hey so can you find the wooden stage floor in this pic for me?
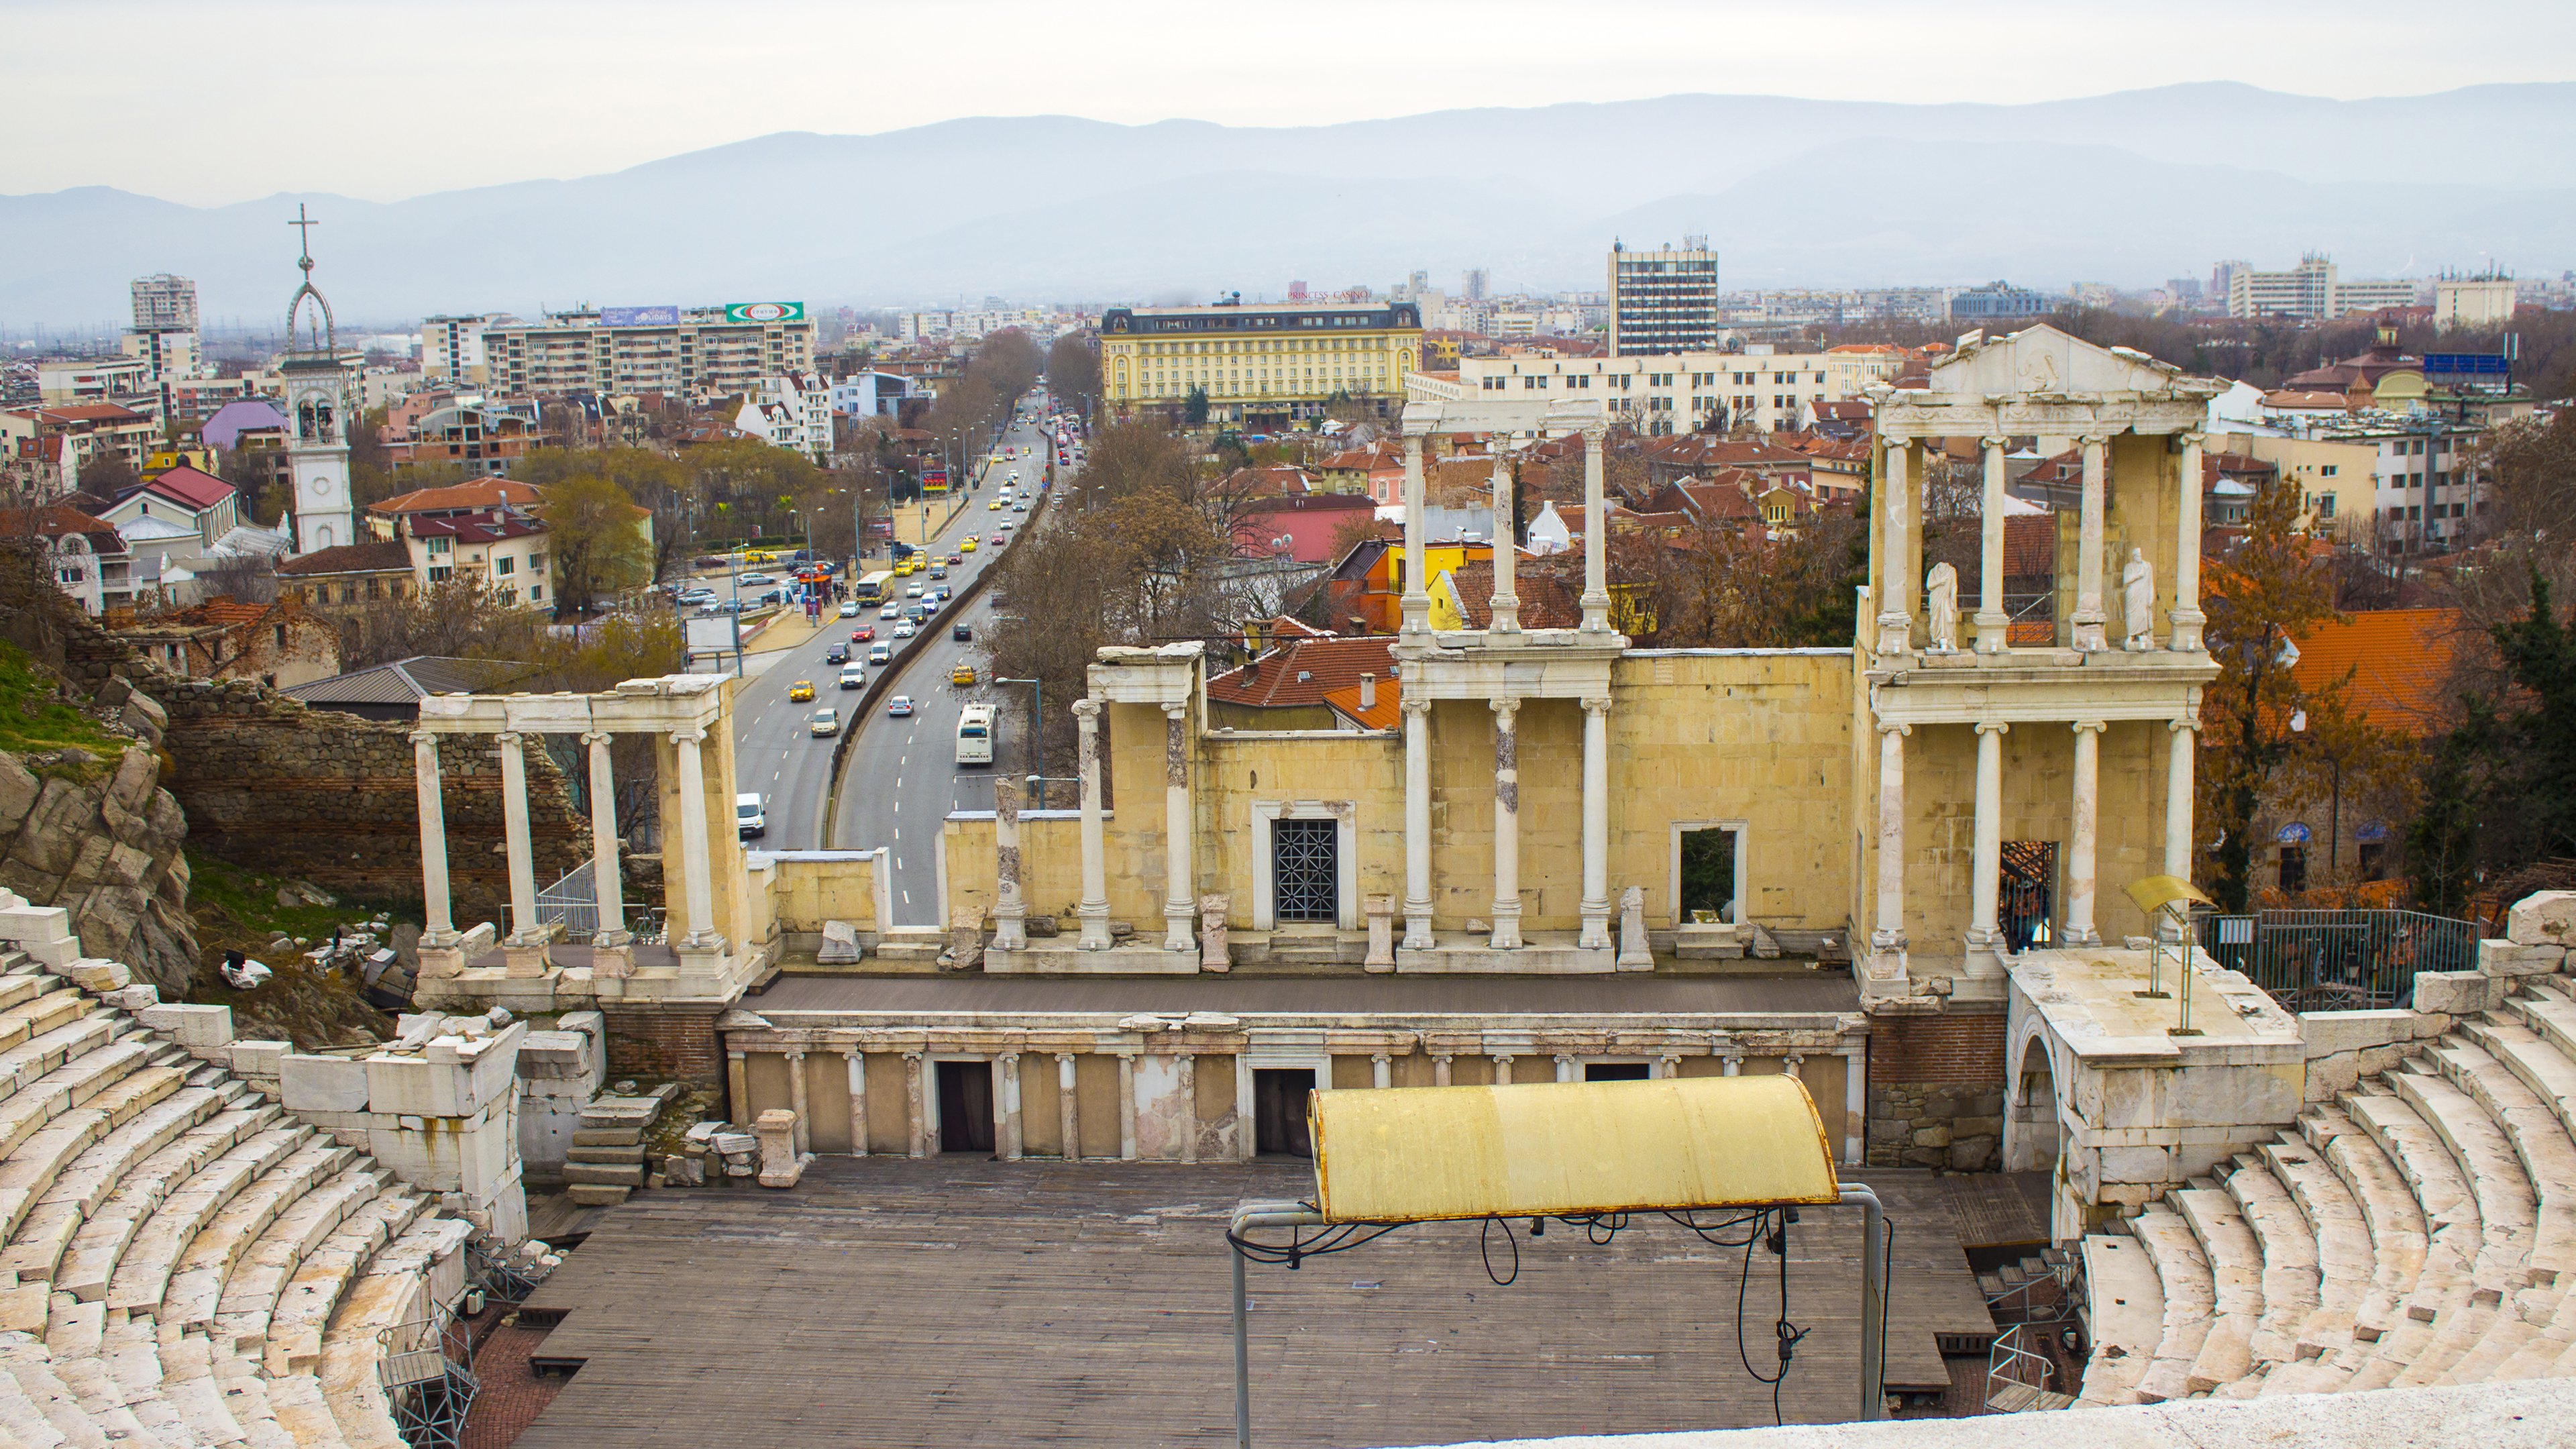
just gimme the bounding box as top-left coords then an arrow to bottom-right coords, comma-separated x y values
511,1160 -> 1992,1449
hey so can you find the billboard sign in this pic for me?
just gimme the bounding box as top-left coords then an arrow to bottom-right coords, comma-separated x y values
724,301 -> 806,324
2424,352 -> 2510,378
601,305 -> 680,327
683,614 -> 740,656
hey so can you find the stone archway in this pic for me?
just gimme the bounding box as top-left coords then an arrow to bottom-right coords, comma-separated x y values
2002,1020 -> 2063,1176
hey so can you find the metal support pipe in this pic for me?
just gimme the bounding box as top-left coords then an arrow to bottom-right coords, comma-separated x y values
1841,1182 -> 1888,1422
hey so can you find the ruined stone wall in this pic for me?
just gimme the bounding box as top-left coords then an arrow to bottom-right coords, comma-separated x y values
1866,1009 -> 2006,1171
156,678 -> 586,928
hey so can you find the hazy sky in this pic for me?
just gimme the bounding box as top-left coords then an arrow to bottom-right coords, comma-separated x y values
9,0 -> 2570,205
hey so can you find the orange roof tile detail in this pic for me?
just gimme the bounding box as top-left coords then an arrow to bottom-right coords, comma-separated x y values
2290,606 -> 2465,736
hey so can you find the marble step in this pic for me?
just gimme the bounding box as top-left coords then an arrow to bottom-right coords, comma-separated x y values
209,1169 -> 386,1358
2127,1205 -> 2215,1403
2218,1157 -> 2322,1373
261,1192 -> 425,1377
2076,1232 -> 2162,1406
2170,1187 -> 2265,1393
6,1084 -> 216,1285
107,1128 -> 305,1317
57,1104 -> 278,1303
158,1140 -> 354,1334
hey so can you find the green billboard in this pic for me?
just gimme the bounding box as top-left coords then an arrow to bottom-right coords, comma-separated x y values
724,301 -> 806,324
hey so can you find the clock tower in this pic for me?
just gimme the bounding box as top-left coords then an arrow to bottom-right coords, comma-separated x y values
280,205 -> 356,555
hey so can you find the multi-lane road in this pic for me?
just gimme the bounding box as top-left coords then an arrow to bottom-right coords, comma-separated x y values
731,399 -> 1065,926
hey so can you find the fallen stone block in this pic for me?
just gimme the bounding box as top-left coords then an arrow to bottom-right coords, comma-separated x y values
818,920 -> 862,965
2409,970 -> 2501,1017
2506,891 -> 2576,949
2479,938 -> 2568,977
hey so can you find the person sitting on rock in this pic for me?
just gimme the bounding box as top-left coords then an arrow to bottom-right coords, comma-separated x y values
220,950 -> 272,990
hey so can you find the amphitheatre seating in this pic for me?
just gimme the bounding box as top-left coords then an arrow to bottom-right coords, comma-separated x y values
0,941 -> 476,1446
2080,972 -> 2576,1407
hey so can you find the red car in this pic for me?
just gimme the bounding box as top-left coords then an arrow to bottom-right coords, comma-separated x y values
849,625 -> 875,642
987,533 -> 1006,545
946,552 -> 963,566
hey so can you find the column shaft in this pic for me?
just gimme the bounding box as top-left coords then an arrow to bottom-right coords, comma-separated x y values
904,1053 -> 926,1159
2074,435 -> 2109,650
1400,433 -> 1430,637
1056,1053 -> 1079,1161
496,732 -> 540,943
2171,432 -> 2206,651
1870,724 -> 1909,957
1578,697 -> 1611,950
1969,722 -> 2007,958
1161,705 -> 1194,951
1876,440 -> 1913,653
2165,722 -> 2196,879
672,730 -> 719,949
411,731 -> 455,943
1075,700 -> 1110,949
1975,437 -> 2010,653
1116,1055 -> 1138,1161
1175,1054 -> 1196,1164
1401,700 -> 1434,950
786,1052 -> 810,1157
844,1051 -> 867,1158
1580,427 -> 1610,632
993,775 -> 1026,951
584,732 -> 626,939
1489,698 -> 1521,949
998,1055 -> 1022,1161
1487,454 -> 1519,634
2068,721 -> 2105,945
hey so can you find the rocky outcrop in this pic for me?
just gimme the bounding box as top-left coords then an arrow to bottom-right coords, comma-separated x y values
0,743 -> 197,994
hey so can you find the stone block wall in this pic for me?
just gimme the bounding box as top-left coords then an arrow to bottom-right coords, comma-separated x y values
518,1010 -> 606,1183
605,1002 -> 727,1087
156,677 -> 586,926
1866,1008 -> 2006,1170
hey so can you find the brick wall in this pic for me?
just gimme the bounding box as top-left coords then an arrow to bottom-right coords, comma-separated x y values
605,1004 -> 725,1087
1866,1008 -> 2006,1171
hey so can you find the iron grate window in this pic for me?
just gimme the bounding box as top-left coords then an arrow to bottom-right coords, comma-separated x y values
1272,819 -> 1339,923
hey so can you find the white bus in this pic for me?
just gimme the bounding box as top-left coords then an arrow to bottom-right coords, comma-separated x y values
955,704 -> 995,767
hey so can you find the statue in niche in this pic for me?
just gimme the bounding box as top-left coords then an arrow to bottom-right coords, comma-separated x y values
2123,548 -> 2156,651
1923,561 -> 1960,652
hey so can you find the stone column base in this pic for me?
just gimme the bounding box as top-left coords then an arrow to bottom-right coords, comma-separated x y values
1076,903 -> 1112,951
1400,898 -> 1434,955
1163,900 -> 1195,953
590,941 -> 635,979
501,942 -> 553,979
1489,902 -> 1523,951
1578,898 -> 1612,952
415,945 -> 467,982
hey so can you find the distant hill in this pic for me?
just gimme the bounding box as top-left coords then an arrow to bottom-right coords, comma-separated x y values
4,82 -> 2572,327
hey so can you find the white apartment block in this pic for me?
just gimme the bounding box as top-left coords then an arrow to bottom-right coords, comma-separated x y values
130,274 -> 198,331
1445,345 -> 1845,435
737,374 -> 834,462
420,315 -> 504,384
2227,256 -> 2421,320
1608,241 -> 1722,356
2434,274 -> 2517,329
468,307 -> 816,401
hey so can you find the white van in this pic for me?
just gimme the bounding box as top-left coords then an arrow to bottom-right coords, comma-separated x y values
735,793 -> 765,839
839,664 -> 865,690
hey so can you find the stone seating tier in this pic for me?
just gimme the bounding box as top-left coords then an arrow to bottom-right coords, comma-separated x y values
2080,973 -> 2576,1406
0,934 -> 476,1447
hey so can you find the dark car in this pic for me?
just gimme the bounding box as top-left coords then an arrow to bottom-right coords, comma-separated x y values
824,644 -> 849,665
952,623 -> 973,643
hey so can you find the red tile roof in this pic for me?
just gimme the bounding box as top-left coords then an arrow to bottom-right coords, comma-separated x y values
137,463 -> 233,511
277,540 -> 415,577
370,479 -> 549,517
2290,607 -> 2465,737
1440,559 -> 1582,629
1205,635 -> 1397,710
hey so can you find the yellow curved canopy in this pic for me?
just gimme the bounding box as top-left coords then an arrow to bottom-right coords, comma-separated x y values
1309,1074 -> 1840,1224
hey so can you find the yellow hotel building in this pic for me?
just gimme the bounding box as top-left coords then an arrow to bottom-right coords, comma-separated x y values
1099,301 -> 1423,426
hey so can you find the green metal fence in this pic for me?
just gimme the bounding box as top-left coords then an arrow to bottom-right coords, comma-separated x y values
2195,909 -> 2480,1011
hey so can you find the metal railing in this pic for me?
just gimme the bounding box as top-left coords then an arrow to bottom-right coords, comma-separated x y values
533,860 -> 598,941
378,1303 -> 476,1449
1984,1322 -> 2056,1407
2195,908 -> 2480,1012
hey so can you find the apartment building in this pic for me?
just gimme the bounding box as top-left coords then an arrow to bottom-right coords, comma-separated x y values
1948,280 -> 2050,322
1442,345 -> 1843,436
2227,255 -> 2420,320
1607,241 -> 1722,356
472,304 -> 816,401
420,314 -> 506,384
1099,301 -> 1423,425
737,373 -> 834,461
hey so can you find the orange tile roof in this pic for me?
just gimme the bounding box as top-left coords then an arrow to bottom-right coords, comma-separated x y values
1321,676 -> 1400,730
368,478 -> 548,516
2290,607 -> 2465,736
1441,559 -> 1582,629
1206,635 -> 1397,710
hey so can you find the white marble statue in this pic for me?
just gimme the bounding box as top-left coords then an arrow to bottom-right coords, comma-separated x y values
2123,548 -> 2155,651
1923,562 -> 1960,652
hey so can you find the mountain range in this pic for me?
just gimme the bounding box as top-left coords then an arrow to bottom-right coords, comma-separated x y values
4,82 -> 2571,330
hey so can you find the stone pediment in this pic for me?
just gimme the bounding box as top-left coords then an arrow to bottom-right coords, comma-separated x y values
1923,323 -> 2216,401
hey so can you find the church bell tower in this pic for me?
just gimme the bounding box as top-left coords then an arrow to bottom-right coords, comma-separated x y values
280,205 -> 356,555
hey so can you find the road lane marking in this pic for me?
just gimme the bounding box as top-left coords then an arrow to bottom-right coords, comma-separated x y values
902,890 -> 911,905
895,857 -> 904,871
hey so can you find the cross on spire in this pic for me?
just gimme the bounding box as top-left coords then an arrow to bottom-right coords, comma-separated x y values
288,203 -> 319,274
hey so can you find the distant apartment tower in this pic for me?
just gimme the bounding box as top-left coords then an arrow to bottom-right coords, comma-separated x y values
1462,268 -> 1489,303
2434,268 -> 2517,329
1949,281 -> 2051,323
420,314 -> 502,384
130,274 -> 198,331
1607,240 -> 1721,356
2226,255 -> 2418,321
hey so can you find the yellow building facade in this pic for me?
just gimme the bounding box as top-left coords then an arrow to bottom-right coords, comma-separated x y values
1099,301 -> 1423,424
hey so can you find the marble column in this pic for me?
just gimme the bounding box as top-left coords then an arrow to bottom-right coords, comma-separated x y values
1492,1055 -> 1513,1086
1489,696 -> 1522,950
1578,696 -> 1613,951
1487,453 -> 1520,635
671,729 -> 719,950
904,1052 -> 926,1159
1974,436 -> 2011,653
1371,1053 -> 1392,1089
410,730 -> 456,945
1870,722 -> 1911,965
1073,700 -> 1111,949
1056,1053 -> 1079,1160
1655,1053 -> 1681,1080
1432,1053 -> 1453,1087
1580,425 -> 1611,633
1876,438 -> 1913,655
2068,720 -> 2106,946
843,1050 -> 867,1158
997,1053 -> 1022,1161
786,1051 -> 810,1157
1843,1048 -> 1866,1166
1967,721 -> 2008,965
1722,1052 -> 1744,1077
2170,431 -> 2206,651
1554,1053 -> 1575,1083
582,731 -> 628,945
1401,698 -> 1434,951
1161,704 -> 1194,953
2072,435 -> 2110,651
1116,1053 -> 1138,1161
1400,432 -> 1430,638
2165,720 -> 2198,881
993,775 -> 1027,951
1175,1053 -> 1197,1163
496,731 -> 541,943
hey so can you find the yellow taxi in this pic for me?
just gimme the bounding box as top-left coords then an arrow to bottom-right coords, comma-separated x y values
788,680 -> 816,702
959,537 -> 978,553
988,498 -> 1004,510
950,662 -> 977,687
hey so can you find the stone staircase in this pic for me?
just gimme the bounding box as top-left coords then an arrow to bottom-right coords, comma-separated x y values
2078,972 -> 2576,1407
0,941 -> 475,1446
564,1092 -> 668,1208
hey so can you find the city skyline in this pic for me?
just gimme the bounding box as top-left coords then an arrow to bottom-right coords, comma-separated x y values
6,0 -> 2574,204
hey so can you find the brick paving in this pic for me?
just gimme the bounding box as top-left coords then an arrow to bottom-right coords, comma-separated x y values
460,1315 -> 570,1449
